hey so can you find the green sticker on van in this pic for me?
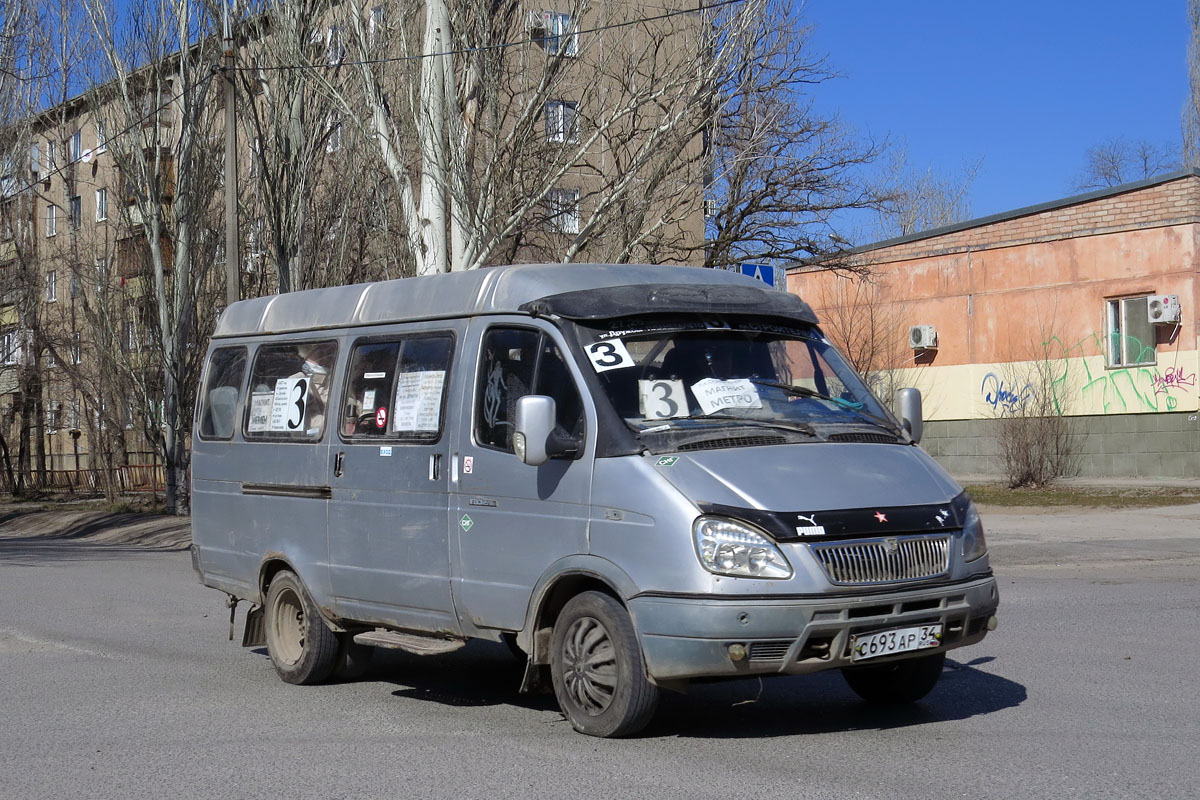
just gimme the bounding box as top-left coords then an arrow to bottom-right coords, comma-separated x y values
459,514 -> 474,532
656,456 -> 679,467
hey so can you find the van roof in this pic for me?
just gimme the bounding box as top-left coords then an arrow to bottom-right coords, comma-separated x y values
213,263 -> 816,338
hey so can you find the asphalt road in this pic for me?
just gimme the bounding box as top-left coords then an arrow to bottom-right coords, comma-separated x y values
1,504 -> 1198,800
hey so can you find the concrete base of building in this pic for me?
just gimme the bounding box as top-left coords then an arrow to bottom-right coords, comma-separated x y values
922,411 -> 1200,479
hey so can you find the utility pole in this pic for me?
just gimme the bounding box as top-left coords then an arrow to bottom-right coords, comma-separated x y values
222,1 -> 239,308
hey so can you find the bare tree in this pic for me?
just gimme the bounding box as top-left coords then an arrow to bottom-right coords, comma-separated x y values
991,336 -> 1079,488
813,274 -> 914,408
701,0 -> 885,268
315,0 -> 777,274
1185,0 -> 1200,167
82,0 -> 225,514
873,145 -> 981,240
1074,136 -> 1178,191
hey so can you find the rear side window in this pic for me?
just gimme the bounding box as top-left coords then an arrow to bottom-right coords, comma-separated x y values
340,333 -> 454,441
198,347 -> 247,439
476,327 -> 584,453
244,340 -> 338,440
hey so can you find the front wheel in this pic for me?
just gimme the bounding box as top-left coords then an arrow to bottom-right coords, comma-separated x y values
841,651 -> 946,704
264,570 -> 340,685
550,591 -> 658,737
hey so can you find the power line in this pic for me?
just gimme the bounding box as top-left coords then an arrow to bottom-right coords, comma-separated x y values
233,0 -> 744,72
3,74 -> 213,203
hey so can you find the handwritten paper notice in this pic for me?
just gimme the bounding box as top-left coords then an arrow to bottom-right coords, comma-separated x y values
392,371 -> 445,432
690,378 -> 761,416
248,392 -> 274,432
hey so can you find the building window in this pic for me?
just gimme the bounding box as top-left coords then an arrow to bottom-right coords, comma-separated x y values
69,196 -> 81,230
121,320 -> 137,352
95,121 -> 107,152
71,332 -> 81,364
46,140 -> 57,171
2,330 -> 21,365
547,188 -> 580,234
326,26 -> 345,64
68,130 -> 82,162
326,115 -> 343,153
1106,296 -> 1156,367
369,6 -> 385,45
46,347 -> 56,368
30,143 -> 39,177
545,13 -> 578,56
95,257 -> 108,286
96,188 -> 107,221
46,203 -> 57,237
545,100 -> 579,143
46,270 -> 57,302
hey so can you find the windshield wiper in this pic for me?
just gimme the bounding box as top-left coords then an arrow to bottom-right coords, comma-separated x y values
747,379 -> 902,434
635,416 -> 816,437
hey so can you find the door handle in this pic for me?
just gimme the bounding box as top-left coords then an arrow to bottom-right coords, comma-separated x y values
334,451 -> 345,478
429,453 -> 441,481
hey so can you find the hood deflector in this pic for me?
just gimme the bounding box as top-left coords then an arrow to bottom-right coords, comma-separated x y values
520,283 -> 819,324
698,492 -> 971,543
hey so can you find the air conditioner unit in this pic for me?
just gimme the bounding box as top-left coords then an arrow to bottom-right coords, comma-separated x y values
908,324 -> 938,350
1147,294 -> 1181,325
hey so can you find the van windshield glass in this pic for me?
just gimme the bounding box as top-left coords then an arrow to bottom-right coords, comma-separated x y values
577,320 -> 899,436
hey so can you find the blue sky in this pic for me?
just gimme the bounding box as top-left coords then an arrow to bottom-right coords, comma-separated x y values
803,0 -> 1190,222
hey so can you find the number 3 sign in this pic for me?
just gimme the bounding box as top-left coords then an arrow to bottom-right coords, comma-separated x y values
585,339 -> 634,372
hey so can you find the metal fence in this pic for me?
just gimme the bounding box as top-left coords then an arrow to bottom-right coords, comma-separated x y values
0,464 -> 166,495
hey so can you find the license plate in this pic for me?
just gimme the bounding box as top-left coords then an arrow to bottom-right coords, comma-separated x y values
849,624 -> 942,662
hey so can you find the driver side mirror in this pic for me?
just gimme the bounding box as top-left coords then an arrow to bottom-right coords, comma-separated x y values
896,387 -> 923,444
514,395 -> 581,465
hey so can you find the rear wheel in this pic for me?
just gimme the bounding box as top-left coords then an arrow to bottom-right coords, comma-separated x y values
550,591 -> 658,738
841,651 -> 946,704
264,570 -> 339,685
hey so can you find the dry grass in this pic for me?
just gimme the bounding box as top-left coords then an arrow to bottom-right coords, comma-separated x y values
965,483 -> 1200,509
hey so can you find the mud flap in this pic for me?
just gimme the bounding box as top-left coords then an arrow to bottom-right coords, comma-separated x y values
242,605 -> 265,648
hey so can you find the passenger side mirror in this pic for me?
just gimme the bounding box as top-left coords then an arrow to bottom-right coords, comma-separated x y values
514,395 -> 556,466
896,387 -> 923,444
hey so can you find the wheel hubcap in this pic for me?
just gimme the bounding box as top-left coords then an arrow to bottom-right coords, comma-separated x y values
271,588 -> 305,666
561,616 -> 617,715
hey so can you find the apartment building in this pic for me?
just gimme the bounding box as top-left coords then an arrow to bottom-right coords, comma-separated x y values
0,0 -> 710,485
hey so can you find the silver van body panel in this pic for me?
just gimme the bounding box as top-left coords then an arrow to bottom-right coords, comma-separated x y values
652,442 -> 961,513
213,263 -> 805,338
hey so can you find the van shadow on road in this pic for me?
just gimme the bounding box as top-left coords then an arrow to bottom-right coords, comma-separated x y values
278,641 -> 1025,738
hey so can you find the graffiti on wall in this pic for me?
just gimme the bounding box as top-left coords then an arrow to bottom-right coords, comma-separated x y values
980,373 -> 1033,415
1152,366 -> 1197,396
1038,332 -> 1196,413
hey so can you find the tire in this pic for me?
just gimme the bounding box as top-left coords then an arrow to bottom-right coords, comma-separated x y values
549,591 -> 658,737
841,651 -> 946,704
264,570 -> 340,685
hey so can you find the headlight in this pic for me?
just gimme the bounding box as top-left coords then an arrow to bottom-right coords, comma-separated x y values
961,501 -> 988,562
693,517 -> 793,579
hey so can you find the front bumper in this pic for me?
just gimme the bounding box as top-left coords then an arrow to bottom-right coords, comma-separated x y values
629,576 -> 999,682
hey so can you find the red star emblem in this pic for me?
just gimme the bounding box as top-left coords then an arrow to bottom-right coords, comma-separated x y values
873,511 -> 888,523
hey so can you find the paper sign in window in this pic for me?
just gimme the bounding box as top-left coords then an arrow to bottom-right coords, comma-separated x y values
248,392 -> 273,432
638,379 -> 688,419
270,377 -> 308,431
392,370 -> 445,432
690,378 -> 761,416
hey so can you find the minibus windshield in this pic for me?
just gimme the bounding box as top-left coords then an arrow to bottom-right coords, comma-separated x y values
577,319 -> 900,437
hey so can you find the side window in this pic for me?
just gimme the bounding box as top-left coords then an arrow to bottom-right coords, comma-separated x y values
340,333 -> 454,440
244,340 -> 338,440
476,327 -> 583,453
198,346 -> 247,439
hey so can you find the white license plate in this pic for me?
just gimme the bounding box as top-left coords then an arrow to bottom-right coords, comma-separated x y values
849,624 -> 942,662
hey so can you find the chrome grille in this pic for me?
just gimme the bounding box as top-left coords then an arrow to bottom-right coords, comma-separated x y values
810,534 -> 951,585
